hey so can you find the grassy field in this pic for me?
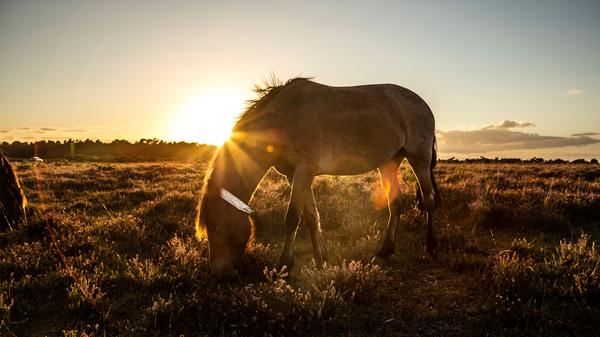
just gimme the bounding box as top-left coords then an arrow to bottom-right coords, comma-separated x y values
1,160 -> 599,336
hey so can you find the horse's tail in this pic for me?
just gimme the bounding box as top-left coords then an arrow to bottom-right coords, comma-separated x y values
430,135 -> 441,209
415,134 -> 441,211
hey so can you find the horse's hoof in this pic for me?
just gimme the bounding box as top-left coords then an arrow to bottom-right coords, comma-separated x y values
370,255 -> 389,266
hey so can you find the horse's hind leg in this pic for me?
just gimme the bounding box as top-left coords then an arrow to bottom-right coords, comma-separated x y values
303,186 -> 328,265
407,153 -> 439,255
372,159 -> 403,264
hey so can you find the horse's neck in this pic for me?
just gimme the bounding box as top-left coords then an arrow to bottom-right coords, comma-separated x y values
211,150 -> 267,203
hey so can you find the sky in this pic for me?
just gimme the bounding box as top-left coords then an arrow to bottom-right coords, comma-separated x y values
1,0 -> 599,159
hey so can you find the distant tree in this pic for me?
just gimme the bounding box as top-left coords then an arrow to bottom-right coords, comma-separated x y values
0,139 -> 216,162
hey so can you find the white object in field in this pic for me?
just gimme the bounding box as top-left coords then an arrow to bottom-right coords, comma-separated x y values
220,188 -> 253,214
30,157 -> 43,162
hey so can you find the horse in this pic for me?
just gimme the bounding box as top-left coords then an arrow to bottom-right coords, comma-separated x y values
197,77 -> 441,279
1,152 -> 27,231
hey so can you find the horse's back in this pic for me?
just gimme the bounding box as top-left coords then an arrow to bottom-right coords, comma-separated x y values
282,80 -> 433,131
268,80 -> 435,175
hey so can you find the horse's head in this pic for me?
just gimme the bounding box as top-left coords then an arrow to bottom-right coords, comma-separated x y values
197,103 -> 280,280
198,187 -> 252,280
197,140 -> 264,280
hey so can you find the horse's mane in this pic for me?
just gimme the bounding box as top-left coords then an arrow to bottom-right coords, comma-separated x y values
196,148 -> 219,238
233,75 -> 312,131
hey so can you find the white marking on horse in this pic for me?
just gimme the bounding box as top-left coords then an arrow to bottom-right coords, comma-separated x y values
220,188 -> 253,214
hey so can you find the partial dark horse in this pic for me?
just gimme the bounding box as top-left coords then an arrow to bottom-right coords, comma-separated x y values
1,152 -> 27,231
197,78 -> 441,279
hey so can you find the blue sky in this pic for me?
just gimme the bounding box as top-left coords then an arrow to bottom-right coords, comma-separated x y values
1,0 -> 599,158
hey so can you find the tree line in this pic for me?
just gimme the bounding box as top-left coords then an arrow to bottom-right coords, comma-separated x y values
442,156 -> 598,164
0,139 -> 216,162
0,139 -> 597,164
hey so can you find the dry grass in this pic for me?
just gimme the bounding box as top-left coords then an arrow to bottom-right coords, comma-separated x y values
0,160 -> 598,336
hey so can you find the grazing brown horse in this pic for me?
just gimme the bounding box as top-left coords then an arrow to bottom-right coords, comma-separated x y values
197,77 -> 441,279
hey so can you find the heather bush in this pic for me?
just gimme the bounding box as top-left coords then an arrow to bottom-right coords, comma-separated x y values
0,278 -> 15,336
226,268 -> 344,336
490,233 -> 600,326
546,234 -> 600,305
301,260 -> 392,303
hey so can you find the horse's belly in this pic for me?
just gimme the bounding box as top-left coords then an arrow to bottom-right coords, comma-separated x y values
317,150 -> 394,175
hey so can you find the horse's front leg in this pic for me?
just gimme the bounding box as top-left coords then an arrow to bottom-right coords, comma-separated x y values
278,167 -> 314,272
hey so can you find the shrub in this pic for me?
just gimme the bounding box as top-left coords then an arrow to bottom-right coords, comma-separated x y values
0,278 -> 15,337
144,266 -> 345,336
491,251 -> 538,312
490,233 -> 600,315
301,260 -> 392,304
227,267 -> 344,336
547,234 -> 599,305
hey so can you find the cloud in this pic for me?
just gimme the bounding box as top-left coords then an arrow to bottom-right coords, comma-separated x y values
571,132 -> 599,137
437,126 -> 600,153
567,89 -> 584,96
481,120 -> 535,130
34,127 -> 59,134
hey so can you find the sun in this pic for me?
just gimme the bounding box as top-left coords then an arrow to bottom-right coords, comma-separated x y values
168,88 -> 247,145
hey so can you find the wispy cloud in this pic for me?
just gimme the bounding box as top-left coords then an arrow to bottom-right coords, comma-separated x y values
567,89 -> 584,96
34,127 -> 59,134
437,122 -> 600,153
572,132 -> 599,137
481,120 -> 535,130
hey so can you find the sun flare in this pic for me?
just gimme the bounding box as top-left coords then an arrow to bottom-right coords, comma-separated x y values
169,88 -> 247,145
